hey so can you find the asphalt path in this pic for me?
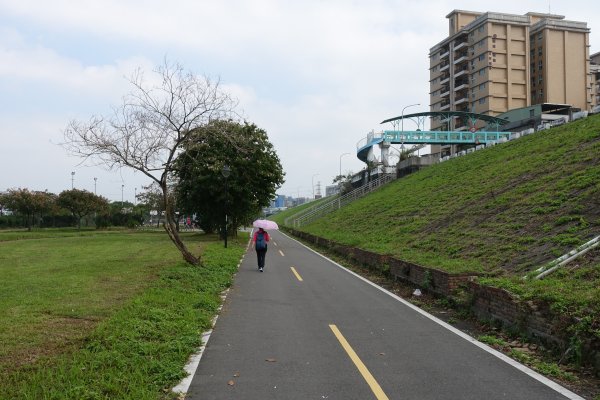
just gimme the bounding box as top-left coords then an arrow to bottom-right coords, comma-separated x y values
185,230 -> 583,400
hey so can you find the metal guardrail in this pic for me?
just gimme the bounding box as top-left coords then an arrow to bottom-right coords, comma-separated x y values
284,173 -> 396,228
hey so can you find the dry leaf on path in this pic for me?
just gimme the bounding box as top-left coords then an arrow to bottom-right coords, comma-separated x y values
227,380 -> 235,386
265,358 -> 277,362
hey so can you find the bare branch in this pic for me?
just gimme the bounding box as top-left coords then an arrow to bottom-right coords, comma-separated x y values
61,59 -> 239,265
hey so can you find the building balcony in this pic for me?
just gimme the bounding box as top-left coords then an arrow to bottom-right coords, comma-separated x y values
439,63 -> 450,72
454,97 -> 469,105
440,89 -> 450,98
439,50 -> 450,59
454,83 -> 468,91
440,75 -> 450,85
454,41 -> 468,51
440,102 -> 450,111
454,68 -> 468,78
453,55 -> 468,65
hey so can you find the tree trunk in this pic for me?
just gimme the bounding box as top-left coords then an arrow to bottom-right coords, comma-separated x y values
164,214 -> 200,265
161,184 -> 200,266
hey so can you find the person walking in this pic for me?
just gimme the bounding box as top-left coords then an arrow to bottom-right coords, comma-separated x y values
252,227 -> 270,272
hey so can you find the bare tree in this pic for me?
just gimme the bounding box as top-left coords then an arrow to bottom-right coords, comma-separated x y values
63,60 -> 238,265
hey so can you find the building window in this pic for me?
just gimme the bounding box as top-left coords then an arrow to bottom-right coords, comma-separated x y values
537,32 -> 543,41
538,47 -> 543,57
479,68 -> 485,76
479,97 -> 486,104
478,25 -> 484,33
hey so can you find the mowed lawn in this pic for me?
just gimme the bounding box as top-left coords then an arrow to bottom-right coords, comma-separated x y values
0,229 -> 246,399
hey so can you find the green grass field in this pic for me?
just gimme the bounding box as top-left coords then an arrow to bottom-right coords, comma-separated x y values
0,228 -> 247,399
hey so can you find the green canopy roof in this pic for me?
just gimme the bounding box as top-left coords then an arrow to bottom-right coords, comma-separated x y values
381,111 -> 509,125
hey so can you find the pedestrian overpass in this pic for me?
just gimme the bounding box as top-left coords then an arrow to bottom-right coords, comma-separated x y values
357,111 -> 511,163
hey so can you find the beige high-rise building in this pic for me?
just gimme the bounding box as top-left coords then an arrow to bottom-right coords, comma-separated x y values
429,10 -> 591,131
591,52 -> 600,108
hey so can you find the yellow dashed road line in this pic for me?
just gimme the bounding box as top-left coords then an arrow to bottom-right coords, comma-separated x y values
290,266 -> 303,282
329,324 -> 389,400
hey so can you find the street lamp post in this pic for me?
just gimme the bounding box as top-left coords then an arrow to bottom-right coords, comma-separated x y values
311,173 -> 319,199
121,184 -> 124,207
94,177 -> 97,195
221,164 -> 231,248
339,152 -> 350,179
401,103 -> 421,132
71,171 -> 75,189
134,187 -> 137,205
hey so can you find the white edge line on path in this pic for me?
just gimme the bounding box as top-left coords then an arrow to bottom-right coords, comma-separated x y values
172,243 -> 250,395
279,231 -> 585,400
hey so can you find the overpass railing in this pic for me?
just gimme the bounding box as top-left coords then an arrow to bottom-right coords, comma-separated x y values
284,173 -> 396,228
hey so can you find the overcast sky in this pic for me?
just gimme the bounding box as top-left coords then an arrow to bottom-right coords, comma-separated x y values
2,0 -> 599,201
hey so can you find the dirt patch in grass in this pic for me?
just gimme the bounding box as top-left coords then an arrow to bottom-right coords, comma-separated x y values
2,315 -> 100,373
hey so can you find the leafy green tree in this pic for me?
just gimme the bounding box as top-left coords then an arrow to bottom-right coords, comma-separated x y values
175,120 -> 285,234
136,183 -> 166,228
2,188 -> 57,230
332,172 -> 354,195
58,189 -> 109,229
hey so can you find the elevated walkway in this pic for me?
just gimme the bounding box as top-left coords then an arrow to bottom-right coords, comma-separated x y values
357,111 -> 510,163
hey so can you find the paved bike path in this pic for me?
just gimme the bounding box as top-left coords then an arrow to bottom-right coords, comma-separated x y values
185,230 -> 582,399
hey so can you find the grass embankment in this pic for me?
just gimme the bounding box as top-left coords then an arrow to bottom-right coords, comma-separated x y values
270,195 -> 334,226
0,229 -> 246,399
299,114 -> 600,335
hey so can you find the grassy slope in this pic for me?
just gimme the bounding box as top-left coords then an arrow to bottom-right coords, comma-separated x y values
0,229 -> 247,399
270,195 -> 332,226
300,114 -> 600,323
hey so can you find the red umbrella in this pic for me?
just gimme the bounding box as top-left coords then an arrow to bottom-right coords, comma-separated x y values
252,219 -> 279,230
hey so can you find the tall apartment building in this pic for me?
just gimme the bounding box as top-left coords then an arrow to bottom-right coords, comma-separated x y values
429,10 -> 591,131
591,51 -> 600,108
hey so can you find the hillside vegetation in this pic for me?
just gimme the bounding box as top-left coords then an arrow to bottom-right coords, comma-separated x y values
295,114 -> 600,327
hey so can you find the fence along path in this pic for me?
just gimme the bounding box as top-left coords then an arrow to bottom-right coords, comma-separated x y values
284,173 -> 396,228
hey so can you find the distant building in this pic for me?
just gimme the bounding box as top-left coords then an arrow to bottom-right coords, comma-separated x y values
591,52 -> 600,109
325,185 -> 340,197
430,10 -> 591,129
273,194 -> 286,208
429,10 -> 592,158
